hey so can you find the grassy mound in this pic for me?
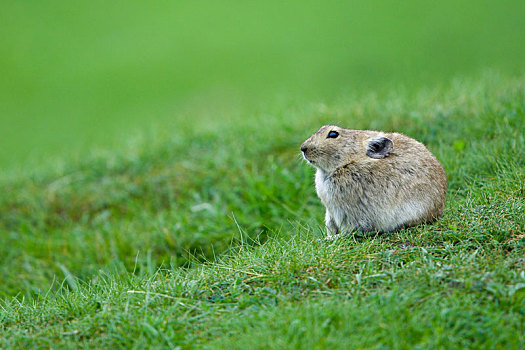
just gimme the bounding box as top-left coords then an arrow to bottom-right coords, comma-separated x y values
1,74 -> 524,348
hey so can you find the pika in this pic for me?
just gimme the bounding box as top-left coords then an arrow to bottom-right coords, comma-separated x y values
301,125 -> 447,236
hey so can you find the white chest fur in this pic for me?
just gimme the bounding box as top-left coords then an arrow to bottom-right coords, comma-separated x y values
314,170 -> 348,231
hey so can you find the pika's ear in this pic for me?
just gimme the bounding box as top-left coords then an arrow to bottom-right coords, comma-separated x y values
366,136 -> 393,159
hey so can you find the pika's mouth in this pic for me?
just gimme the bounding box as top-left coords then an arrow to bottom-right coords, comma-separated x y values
302,152 -> 315,164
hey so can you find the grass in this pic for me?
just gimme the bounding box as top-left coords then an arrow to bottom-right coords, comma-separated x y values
2,0 -> 525,167
0,73 -> 524,348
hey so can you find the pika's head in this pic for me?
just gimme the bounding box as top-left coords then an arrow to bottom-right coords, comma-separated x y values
300,125 -> 394,173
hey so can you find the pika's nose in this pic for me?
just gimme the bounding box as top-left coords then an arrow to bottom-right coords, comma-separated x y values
301,144 -> 308,153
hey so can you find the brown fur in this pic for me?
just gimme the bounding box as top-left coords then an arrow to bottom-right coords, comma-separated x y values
301,125 -> 447,236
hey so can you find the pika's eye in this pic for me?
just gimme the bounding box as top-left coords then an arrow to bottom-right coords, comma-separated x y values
327,130 -> 339,139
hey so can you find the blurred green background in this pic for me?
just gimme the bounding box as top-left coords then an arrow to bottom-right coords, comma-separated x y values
1,0 -> 524,168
